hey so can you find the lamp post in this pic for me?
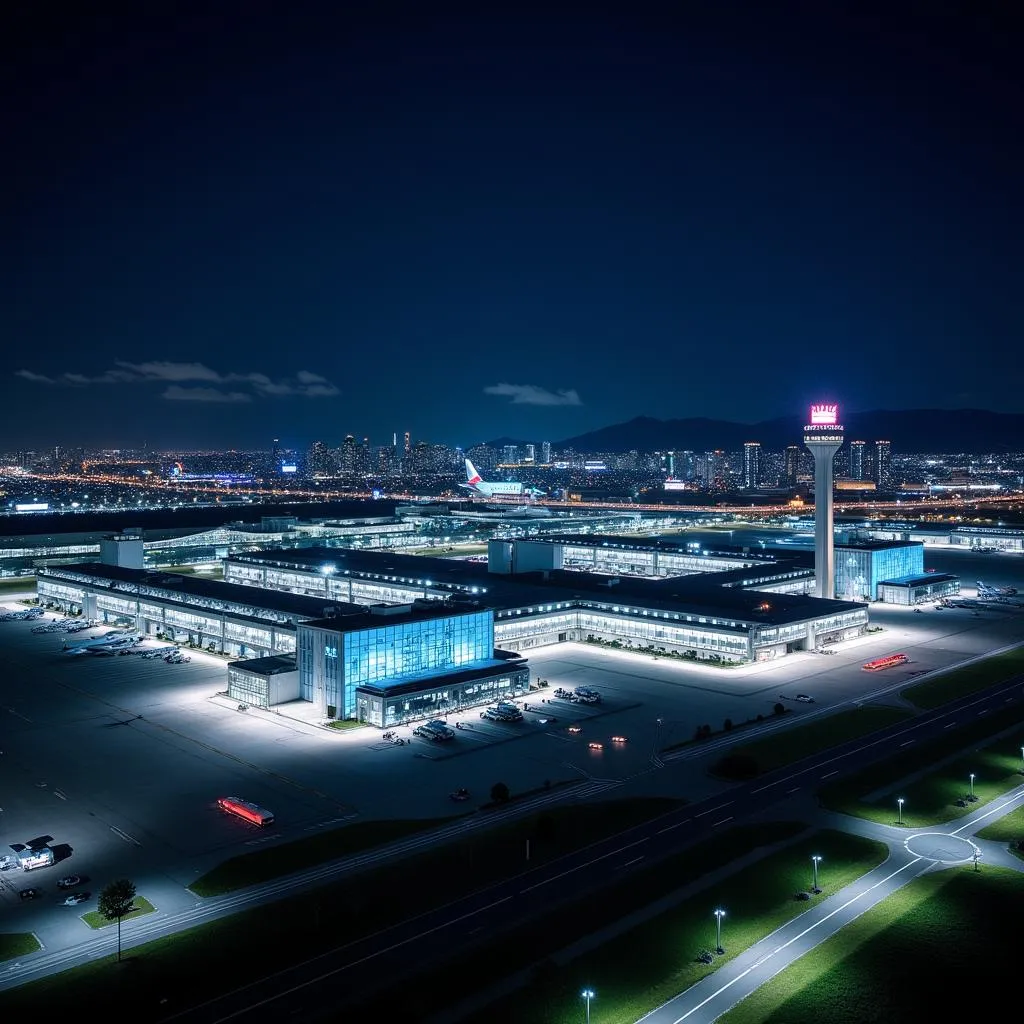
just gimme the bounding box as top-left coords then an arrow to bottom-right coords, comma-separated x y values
897,797 -> 905,826
811,854 -> 822,893
581,989 -> 594,1024
714,908 -> 726,954
969,773 -> 975,800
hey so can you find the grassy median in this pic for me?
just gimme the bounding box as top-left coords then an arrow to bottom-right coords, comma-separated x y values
820,702 -> 1024,826
720,866 -> 1023,1024
440,828 -> 888,1024
901,645 -> 1024,709
4,798 -> 681,1015
0,934 -> 41,962
711,706 -> 912,780
81,896 -> 156,930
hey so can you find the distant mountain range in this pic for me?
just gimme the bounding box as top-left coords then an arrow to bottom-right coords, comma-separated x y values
495,410 -> 1024,455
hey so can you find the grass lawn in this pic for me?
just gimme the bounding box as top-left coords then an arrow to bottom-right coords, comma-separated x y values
711,706 -> 912,779
443,828 -> 888,1024
0,577 -> 35,593
720,866 -> 1023,1024
189,816 -> 456,895
820,703 -> 1024,826
327,719 -> 367,730
975,802 -> 1024,843
901,645 -> 1024,709
81,896 -> 156,929
3,799 -> 681,1015
0,934 -> 41,961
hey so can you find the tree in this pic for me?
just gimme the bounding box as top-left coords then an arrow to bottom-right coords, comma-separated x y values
490,781 -> 511,804
98,878 -> 137,962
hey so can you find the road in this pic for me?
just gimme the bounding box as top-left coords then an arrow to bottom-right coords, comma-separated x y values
2,673 -> 1020,1020
639,784 -> 1024,1024
144,675 -> 1023,1022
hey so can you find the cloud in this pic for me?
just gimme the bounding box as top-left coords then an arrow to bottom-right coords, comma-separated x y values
15,361 -> 339,400
16,370 -> 57,384
162,386 -> 252,403
116,360 -> 225,382
483,383 -> 583,407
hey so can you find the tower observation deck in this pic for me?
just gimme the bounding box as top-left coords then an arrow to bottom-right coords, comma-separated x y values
803,403 -> 844,599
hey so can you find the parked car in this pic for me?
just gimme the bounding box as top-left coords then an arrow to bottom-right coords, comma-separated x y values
449,788 -> 470,802
56,876 -> 82,889
588,741 -> 604,750
19,888 -> 41,901
63,892 -> 89,906
795,694 -> 815,703
611,735 -> 628,743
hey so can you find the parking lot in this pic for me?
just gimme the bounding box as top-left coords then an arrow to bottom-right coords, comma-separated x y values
2,543 -> 1024,910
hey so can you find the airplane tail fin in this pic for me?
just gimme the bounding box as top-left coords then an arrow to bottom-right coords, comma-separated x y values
465,459 -> 482,486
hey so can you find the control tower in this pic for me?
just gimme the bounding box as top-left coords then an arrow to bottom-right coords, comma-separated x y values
803,403 -> 844,599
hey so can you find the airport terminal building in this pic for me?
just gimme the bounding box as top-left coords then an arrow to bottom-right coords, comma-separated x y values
36,533 -> 871,726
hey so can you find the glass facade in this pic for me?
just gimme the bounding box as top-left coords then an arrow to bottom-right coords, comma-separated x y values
299,610 -> 494,721
836,544 -> 924,601
357,663 -> 531,727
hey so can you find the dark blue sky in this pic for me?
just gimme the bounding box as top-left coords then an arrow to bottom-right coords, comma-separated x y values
4,2 -> 1021,451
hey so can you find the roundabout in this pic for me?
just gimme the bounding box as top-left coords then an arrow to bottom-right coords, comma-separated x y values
904,832 -> 979,865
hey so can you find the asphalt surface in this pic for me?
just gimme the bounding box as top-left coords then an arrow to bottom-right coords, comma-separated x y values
142,674 -> 1024,1023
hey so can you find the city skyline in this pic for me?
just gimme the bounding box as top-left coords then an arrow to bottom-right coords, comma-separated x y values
4,4 -> 1022,449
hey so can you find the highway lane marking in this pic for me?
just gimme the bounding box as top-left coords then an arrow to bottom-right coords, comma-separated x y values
695,802 -> 733,819
952,787 -> 1024,835
109,826 -> 140,846
711,817 -> 733,828
900,740 -> 914,747
657,819 -> 691,834
622,856 -> 645,868
663,856 -> 926,1023
944,722 -> 956,729
786,787 -> 800,794
820,770 -> 838,780
520,838 -> 650,893
182,894 -> 517,1021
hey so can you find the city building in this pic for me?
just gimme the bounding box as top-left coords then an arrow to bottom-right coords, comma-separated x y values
875,573 -> 960,606
849,440 -> 866,481
742,442 -> 761,490
874,440 -> 892,489
803,403 -> 844,599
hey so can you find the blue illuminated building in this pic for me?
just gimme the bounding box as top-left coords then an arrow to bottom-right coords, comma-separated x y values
835,541 -> 925,601
298,604 -> 529,726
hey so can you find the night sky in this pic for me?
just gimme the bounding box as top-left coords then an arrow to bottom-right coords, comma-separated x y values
4,2 -> 1021,451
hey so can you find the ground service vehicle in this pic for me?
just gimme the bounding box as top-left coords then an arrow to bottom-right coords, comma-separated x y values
862,653 -> 909,671
217,796 -> 275,826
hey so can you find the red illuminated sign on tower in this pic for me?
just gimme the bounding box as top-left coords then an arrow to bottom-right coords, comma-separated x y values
809,404 -> 839,425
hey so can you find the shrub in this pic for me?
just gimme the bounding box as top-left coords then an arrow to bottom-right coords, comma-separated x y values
723,718 -> 733,731
773,702 -> 785,716
696,949 -> 714,964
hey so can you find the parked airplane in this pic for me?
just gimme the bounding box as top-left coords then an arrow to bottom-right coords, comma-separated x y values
460,459 -> 544,499
62,630 -> 137,653
977,581 -> 1018,598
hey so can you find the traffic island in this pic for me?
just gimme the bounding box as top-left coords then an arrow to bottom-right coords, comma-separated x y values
81,897 -> 156,930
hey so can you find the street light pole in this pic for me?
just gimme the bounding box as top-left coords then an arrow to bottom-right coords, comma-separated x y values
714,908 -> 726,954
811,854 -> 822,893
969,773 -> 975,799
897,797 -> 905,825
581,989 -> 594,1024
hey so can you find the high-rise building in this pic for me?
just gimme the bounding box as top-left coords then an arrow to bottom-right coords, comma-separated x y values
541,441 -> 551,465
306,441 -> 332,477
502,445 -> 519,465
784,445 -> 802,487
849,440 -> 866,481
874,440 -> 892,489
403,432 -> 411,455
742,442 -> 761,490
803,403 -> 844,599
524,444 -> 536,464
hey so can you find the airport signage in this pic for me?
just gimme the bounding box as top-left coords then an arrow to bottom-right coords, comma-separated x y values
809,404 -> 839,425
